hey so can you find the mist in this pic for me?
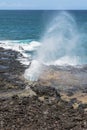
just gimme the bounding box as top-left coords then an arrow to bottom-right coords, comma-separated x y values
24,11 -> 84,81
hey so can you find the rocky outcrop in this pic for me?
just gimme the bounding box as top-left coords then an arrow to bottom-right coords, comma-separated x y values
0,94 -> 87,130
0,47 -> 87,130
0,47 -> 27,91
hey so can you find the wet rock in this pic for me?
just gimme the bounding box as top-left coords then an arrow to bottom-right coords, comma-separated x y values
70,98 -> 77,104
78,104 -> 87,109
0,47 -> 27,91
12,95 -> 19,100
31,85 -> 60,98
67,91 -> 74,96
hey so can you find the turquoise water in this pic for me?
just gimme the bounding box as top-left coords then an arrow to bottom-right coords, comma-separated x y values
0,10 -> 86,40
0,10 -> 45,40
0,10 -> 87,65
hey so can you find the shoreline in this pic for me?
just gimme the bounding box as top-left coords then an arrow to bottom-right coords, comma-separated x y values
0,47 -> 87,129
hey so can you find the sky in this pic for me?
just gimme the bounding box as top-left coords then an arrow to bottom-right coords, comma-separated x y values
0,0 -> 87,10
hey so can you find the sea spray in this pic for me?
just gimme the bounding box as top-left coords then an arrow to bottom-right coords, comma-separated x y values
39,12 -> 79,64
24,11 -> 84,81
24,60 -> 42,81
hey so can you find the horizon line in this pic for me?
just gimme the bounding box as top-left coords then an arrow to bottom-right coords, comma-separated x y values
0,9 -> 87,10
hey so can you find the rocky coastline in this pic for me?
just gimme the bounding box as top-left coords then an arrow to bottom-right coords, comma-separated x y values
0,47 -> 87,130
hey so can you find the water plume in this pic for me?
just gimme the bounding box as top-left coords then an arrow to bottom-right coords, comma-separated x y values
24,11 -> 84,81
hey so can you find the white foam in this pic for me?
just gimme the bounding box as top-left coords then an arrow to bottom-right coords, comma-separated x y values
0,40 -> 41,66
0,40 -> 41,52
43,56 -> 79,66
54,56 -> 78,66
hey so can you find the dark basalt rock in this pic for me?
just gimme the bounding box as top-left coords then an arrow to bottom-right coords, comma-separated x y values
78,104 -> 87,109
0,47 -> 87,130
12,95 -> 19,100
31,84 -> 60,98
0,95 -> 87,130
0,47 -> 26,91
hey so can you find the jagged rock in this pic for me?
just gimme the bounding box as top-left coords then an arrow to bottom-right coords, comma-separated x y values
0,47 -> 87,130
31,85 -> 60,98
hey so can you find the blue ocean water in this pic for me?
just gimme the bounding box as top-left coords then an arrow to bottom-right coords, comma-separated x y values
0,10 -> 87,66
0,10 -> 86,40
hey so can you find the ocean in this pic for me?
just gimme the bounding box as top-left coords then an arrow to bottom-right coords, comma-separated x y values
0,10 -> 87,80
